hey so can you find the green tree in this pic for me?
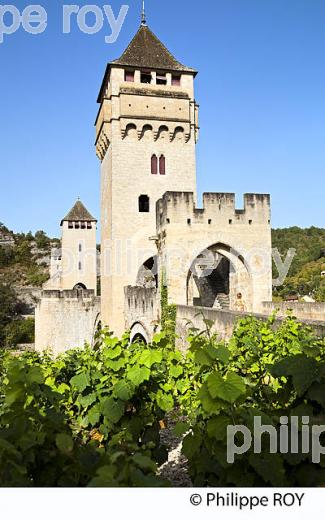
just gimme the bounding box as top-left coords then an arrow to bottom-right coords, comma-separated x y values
0,283 -> 18,345
34,230 -> 51,250
0,246 -> 14,268
3,318 -> 35,348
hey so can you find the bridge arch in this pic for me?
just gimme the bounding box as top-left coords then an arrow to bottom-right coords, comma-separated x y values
129,322 -> 150,344
73,282 -> 87,290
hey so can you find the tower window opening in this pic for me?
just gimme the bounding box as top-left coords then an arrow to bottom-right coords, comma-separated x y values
139,195 -> 150,213
125,70 -> 134,82
87,222 -> 92,229
74,282 -> 86,290
172,74 -> 181,86
78,261 -> 82,271
156,73 -> 167,85
159,155 -> 166,175
151,154 -> 158,175
75,222 -> 80,229
81,222 -> 85,229
141,70 -> 152,84
79,243 -> 82,252
68,222 -> 73,229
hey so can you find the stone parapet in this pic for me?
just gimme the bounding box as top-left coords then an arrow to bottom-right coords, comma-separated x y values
157,191 -> 271,229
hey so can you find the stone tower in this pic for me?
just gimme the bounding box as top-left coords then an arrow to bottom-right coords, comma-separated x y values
35,199 -> 100,354
60,200 -> 97,292
96,17 -> 199,335
45,199 -> 98,293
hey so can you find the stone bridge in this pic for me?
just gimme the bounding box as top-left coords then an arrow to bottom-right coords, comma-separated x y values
124,286 -> 325,347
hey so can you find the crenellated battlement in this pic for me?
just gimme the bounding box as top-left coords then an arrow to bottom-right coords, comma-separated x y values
42,289 -> 97,300
156,191 -> 271,229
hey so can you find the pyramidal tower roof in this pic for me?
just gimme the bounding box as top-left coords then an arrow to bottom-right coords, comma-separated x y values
111,25 -> 196,74
61,200 -> 97,225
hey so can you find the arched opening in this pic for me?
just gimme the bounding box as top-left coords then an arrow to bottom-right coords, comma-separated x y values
187,243 -> 251,311
157,125 -> 169,140
173,126 -> 185,141
131,333 -> 147,345
130,322 -> 150,345
136,256 -> 158,288
187,250 -> 230,309
139,195 -> 150,213
124,123 -> 137,139
73,283 -> 87,291
141,124 -> 153,140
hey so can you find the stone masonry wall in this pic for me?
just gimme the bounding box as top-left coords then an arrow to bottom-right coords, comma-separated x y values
261,301 -> 325,322
35,290 -> 100,355
176,305 -> 325,352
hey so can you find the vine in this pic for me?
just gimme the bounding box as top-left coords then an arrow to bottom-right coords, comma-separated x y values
0,315 -> 324,487
160,269 -> 177,345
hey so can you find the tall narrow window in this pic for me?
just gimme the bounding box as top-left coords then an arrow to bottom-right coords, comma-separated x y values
78,261 -> 82,271
79,243 -> 82,252
159,155 -> 166,175
151,154 -> 158,175
139,195 -> 150,213
125,70 -> 134,82
172,74 -> 181,86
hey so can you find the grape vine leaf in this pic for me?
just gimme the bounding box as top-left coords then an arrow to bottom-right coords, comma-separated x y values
101,397 -> 124,424
127,366 -> 150,386
207,372 -> 246,403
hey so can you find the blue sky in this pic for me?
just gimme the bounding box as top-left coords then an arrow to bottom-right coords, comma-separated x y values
0,0 -> 324,237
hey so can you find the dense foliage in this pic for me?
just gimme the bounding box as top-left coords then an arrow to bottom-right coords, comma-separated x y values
0,329 -> 181,486
181,315 -> 325,486
0,315 -> 324,487
272,226 -> 325,300
0,283 -> 34,348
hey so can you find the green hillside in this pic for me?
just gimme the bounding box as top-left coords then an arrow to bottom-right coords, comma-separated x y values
0,223 -> 57,287
272,226 -> 325,301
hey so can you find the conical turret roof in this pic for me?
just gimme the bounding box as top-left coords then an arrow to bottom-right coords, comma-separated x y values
111,24 -> 196,74
61,200 -> 97,226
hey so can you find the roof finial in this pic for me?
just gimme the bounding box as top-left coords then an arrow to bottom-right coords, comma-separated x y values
141,0 -> 146,26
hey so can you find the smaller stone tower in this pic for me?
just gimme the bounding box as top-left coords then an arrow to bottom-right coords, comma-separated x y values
45,200 -> 98,293
35,200 -> 100,354
60,200 -> 97,293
